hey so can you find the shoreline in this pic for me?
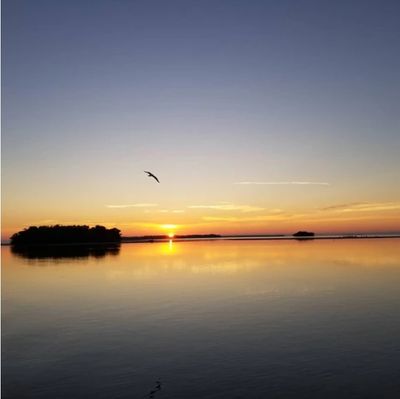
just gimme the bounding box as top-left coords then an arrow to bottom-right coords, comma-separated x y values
122,234 -> 400,244
2,234 -> 400,246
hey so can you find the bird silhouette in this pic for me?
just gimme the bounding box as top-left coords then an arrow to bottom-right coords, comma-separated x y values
144,171 -> 160,183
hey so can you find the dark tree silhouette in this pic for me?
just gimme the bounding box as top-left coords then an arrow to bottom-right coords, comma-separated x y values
11,244 -> 120,260
10,225 -> 121,245
293,231 -> 315,237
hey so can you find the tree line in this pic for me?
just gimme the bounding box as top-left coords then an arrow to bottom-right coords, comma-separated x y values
10,225 -> 121,245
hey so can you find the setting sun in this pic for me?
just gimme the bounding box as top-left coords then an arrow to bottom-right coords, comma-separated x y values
159,224 -> 177,238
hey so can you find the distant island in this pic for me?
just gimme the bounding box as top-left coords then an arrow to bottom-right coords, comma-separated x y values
293,231 -> 315,237
10,225 -> 121,246
122,234 -> 221,242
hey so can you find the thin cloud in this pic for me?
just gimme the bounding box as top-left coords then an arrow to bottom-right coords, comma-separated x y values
188,203 -> 265,212
143,209 -> 186,214
321,202 -> 400,213
106,203 -> 158,209
202,212 -> 305,223
117,222 -> 184,229
235,181 -> 330,186
321,202 -> 364,211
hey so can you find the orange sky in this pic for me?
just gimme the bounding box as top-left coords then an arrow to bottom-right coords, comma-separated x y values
2,195 -> 400,241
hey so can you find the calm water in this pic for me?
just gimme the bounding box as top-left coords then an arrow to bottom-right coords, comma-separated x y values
2,239 -> 400,398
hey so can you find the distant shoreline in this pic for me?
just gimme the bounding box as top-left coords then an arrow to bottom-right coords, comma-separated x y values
121,234 -> 400,244
2,234 -> 400,246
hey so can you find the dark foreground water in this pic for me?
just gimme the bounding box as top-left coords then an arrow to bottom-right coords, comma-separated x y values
2,239 -> 400,398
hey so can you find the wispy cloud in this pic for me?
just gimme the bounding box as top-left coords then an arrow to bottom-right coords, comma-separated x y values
144,209 -> 186,214
235,181 -> 330,186
106,203 -> 158,209
115,222 -> 185,229
321,202 -> 364,211
321,202 -> 400,213
202,212 -> 305,223
188,203 -> 265,212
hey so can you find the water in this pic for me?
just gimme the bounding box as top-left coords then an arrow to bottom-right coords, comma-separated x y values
2,239 -> 400,398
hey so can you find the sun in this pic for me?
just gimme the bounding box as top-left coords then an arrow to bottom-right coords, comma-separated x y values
160,224 -> 178,238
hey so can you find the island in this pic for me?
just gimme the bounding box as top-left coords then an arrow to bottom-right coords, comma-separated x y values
10,225 -> 121,246
292,231 -> 315,237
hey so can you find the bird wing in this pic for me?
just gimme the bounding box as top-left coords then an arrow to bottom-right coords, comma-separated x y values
144,171 -> 160,183
151,174 -> 160,183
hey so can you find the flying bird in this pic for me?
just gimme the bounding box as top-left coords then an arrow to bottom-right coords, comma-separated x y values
144,171 -> 160,183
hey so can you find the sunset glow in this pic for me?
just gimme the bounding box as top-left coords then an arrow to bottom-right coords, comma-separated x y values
2,1 -> 400,241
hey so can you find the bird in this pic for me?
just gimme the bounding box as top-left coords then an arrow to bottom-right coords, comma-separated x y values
144,171 -> 160,183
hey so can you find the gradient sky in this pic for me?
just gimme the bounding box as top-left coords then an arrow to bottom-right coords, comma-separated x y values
2,0 -> 400,240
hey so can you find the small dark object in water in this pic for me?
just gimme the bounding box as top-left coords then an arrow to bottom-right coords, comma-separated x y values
146,379 -> 162,398
293,231 -> 315,237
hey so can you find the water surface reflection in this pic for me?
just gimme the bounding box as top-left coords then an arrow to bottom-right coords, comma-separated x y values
10,244 -> 120,261
2,239 -> 400,399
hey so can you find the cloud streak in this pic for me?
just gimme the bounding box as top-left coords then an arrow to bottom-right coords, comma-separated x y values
106,203 -> 158,209
144,209 -> 186,214
188,203 -> 265,212
321,202 -> 400,213
202,212 -> 304,223
235,181 -> 330,186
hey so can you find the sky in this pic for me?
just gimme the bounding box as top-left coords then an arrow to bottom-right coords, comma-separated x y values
2,0 -> 400,240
